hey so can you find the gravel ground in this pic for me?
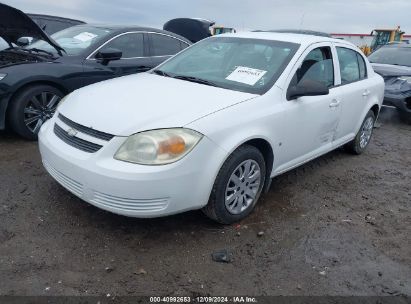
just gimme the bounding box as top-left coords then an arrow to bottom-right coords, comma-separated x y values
0,108 -> 410,297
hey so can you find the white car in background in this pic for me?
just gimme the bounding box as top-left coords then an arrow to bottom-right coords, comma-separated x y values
39,31 -> 384,224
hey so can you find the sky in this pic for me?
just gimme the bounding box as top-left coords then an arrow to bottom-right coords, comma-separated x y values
3,0 -> 411,34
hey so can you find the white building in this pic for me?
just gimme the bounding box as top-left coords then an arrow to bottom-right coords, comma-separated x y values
331,33 -> 411,48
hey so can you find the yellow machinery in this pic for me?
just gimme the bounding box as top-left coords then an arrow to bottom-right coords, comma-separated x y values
364,26 -> 405,55
211,26 -> 236,36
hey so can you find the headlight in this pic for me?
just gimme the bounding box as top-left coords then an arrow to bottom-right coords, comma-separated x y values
398,76 -> 411,83
57,95 -> 68,110
0,73 -> 7,81
114,128 -> 203,165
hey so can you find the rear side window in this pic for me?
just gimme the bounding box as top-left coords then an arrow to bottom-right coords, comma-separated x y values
357,53 -> 367,79
150,34 -> 183,56
337,47 -> 366,84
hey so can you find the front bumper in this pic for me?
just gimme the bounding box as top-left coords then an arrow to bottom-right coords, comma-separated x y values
38,115 -> 227,218
0,91 -> 11,130
383,92 -> 411,119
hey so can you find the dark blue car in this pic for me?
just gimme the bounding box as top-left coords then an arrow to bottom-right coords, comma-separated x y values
370,44 -> 411,123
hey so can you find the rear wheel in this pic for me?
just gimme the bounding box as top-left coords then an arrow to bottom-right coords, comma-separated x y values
9,85 -> 63,140
203,145 -> 266,224
345,110 -> 375,155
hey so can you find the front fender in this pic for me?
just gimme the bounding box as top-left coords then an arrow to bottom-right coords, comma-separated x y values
187,95 -> 279,177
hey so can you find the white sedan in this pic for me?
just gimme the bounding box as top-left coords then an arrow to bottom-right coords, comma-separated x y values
39,32 -> 384,224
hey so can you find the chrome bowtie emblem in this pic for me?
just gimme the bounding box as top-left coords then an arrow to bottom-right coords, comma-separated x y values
67,128 -> 78,137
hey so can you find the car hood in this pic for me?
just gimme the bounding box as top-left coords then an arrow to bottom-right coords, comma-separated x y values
372,63 -> 411,94
0,49 -> 48,68
0,3 -> 64,54
59,73 -> 258,136
371,63 -> 411,78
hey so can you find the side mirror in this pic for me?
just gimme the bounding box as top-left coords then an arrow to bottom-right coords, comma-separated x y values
95,48 -> 122,65
287,79 -> 329,100
16,37 -> 30,47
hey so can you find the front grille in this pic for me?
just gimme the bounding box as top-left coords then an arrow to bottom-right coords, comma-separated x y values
91,191 -> 169,212
54,124 -> 102,153
43,160 -> 83,198
58,114 -> 114,141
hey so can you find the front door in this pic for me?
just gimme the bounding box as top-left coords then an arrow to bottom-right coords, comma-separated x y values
82,32 -> 153,85
274,45 -> 342,173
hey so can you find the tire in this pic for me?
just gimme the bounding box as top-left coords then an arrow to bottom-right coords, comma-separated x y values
203,145 -> 266,224
345,110 -> 376,155
398,111 -> 411,125
8,85 -> 64,140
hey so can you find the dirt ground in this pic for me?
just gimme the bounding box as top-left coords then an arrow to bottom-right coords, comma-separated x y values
0,108 -> 410,297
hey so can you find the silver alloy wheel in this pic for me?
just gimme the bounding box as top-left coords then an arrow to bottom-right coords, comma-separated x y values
359,116 -> 374,149
24,92 -> 61,134
225,159 -> 261,215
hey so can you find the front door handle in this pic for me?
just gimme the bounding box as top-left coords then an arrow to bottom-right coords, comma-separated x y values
329,99 -> 341,108
362,90 -> 371,97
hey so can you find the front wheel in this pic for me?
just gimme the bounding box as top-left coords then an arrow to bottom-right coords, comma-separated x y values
8,85 -> 63,140
345,110 -> 376,155
203,145 -> 266,224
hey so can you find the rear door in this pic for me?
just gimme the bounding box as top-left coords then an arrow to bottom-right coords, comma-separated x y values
147,32 -> 190,68
332,44 -> 372,142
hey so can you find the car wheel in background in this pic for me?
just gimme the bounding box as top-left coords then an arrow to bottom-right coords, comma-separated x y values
203,145 -> 266,224
398,111 -> 411,124
9,85 -> 63,140
345,110 -> 376,155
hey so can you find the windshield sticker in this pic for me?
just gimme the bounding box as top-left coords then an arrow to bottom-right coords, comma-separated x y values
226,66 -> 267,86
73,32 -> 98,42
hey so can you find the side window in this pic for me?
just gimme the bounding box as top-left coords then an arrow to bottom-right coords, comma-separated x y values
150,34 -> 182,56
180,41 -> 190,50
357,53 -> 367,79
336,47 -> 363,84
99,33 -> 144,58
291,47 -> 334,88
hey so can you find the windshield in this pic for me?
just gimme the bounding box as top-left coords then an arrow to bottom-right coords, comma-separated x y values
369,47 -> 411,67
155,37 -> 299,94
28,25 -> 112,56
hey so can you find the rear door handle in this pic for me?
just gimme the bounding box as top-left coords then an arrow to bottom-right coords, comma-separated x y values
329,99 -> 341,108
362,90 -> 371,97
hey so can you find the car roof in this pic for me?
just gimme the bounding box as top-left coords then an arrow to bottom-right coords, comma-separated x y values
255,29 -> 332,38
83,23 -> 170,32
219,31 -> 354,48
72,24 -> 191,43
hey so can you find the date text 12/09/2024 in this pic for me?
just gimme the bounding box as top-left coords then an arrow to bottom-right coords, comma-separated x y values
149,296 -> 258,303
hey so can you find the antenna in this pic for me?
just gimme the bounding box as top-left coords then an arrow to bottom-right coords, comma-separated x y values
299,13 -> 305,30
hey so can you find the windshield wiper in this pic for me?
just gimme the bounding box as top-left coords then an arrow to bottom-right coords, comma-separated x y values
152,69 -> 172,77
26,48 -> 56,57
13,47 -> 56,58
172,75 -> 219,87
152,70 -> 219,87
